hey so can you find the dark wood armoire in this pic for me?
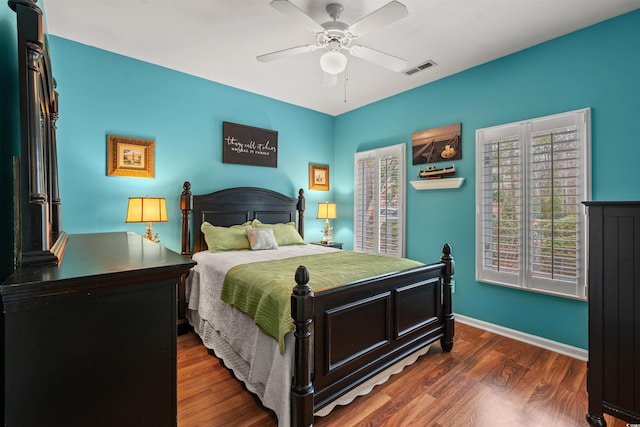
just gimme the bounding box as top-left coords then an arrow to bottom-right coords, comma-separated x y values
1,2 -> 195,425
584,201 -> 640,426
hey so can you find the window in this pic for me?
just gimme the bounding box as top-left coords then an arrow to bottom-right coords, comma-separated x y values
354,143 -> 406,257
476,108 -> 591,299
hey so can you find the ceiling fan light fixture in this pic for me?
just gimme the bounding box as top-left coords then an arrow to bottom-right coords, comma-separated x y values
320,50 -> 347,74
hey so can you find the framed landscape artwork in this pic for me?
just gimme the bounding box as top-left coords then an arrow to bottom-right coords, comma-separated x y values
412,123 -> 462,165
107,135 -> 155,178
309,164 -> 329,191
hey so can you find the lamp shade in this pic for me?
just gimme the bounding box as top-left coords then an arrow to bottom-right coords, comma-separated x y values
320,51 -> 347,75
126,197 -> 168,223
317,202 -> 337,219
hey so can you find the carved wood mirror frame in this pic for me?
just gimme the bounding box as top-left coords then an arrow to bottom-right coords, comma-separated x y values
11,0 -> 67,266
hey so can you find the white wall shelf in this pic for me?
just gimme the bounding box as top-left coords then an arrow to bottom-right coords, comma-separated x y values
410,177 -> 465,190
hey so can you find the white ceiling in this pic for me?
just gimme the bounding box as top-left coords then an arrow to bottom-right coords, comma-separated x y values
42,0 -> 639,116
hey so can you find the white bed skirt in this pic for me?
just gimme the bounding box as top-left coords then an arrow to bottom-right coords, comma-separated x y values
188,309 -> 293,425
187,309 -> 431,426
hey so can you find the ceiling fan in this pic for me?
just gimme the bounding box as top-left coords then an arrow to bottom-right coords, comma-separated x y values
257,1 -> 409,86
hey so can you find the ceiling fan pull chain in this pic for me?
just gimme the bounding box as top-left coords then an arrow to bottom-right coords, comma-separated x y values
344,67 -> 348,103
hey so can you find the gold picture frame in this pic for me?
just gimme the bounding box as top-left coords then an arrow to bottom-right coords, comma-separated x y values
107,135 -> 155,178
309,164 -> 329,191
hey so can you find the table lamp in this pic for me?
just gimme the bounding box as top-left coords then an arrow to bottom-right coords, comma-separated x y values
317,202 -> 337,243
126,197 -> 168,242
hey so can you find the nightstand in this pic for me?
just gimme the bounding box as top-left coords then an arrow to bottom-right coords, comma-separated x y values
311,241 -> 343,249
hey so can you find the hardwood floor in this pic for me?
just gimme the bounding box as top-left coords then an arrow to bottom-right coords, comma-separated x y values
177,322 -> 628,426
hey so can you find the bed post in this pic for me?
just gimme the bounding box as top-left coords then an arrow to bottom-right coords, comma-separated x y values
297,188 -> 305,239
180,181 -> 193,256
291,265 -> 314,427
441,243 -> 455,352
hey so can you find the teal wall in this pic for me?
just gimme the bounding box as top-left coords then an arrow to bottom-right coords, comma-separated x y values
0,4 -> 19,282
333,9 -> 640,349
7,7 -> 639,349
49,37 -> 336,252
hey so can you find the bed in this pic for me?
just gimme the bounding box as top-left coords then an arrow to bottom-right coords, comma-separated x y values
179,181 -> 454,427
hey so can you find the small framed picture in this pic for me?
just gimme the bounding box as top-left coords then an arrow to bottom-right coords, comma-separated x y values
309,164 -> 329,191
107,135 -> 155,178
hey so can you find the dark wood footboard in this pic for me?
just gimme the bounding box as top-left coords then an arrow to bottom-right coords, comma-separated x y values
291,244 -> 455,427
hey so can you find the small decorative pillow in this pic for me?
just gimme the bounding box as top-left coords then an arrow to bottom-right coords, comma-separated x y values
201,221 -> 250,252
252,219 -> 305,246
246,227 -> 279,251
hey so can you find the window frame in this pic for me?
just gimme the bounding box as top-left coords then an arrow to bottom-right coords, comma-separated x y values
475,108 -> 591,300
354,143 -> 406,257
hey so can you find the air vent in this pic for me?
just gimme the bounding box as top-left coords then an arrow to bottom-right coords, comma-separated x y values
404,60 -> 437,76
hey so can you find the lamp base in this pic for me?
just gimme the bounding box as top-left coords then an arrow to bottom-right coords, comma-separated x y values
144,222 -> 160,243
321,219 -> 333,243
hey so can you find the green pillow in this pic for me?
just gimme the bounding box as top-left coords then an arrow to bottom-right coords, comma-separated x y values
252,219 -> 304,246
201,221 -> 251,252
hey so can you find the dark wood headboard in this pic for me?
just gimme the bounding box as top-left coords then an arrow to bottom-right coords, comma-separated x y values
180,181 -> 305,256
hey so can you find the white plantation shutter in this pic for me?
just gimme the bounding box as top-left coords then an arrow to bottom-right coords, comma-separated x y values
476,109 -> 590,299
354,143 -> 405,257
477,123 -> 524,285
354,151 -> 378,253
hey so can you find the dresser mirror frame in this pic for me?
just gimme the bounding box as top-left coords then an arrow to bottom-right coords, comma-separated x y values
10,0 -> 66,267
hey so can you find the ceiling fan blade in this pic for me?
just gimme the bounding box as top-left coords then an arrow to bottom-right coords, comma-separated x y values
348,1 -> 409,37
322,72 -> 338,87
257,45 -> 317,63
349,45 -> 407,72
269,0 -> 324,32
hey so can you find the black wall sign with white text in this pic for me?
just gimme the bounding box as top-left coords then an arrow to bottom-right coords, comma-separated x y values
222,121 -> 278,168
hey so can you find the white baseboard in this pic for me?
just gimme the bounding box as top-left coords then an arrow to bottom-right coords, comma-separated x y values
454,313 -> 588,361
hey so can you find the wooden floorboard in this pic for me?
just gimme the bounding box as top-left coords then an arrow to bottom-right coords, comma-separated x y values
177,322 -> 628,426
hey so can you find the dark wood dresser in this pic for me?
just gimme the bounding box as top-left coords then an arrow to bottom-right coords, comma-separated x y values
0,232 -> 195,427
584,202 -> 640,426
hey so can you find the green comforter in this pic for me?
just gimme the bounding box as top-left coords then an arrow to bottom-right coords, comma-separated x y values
220,251 -> 424,353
